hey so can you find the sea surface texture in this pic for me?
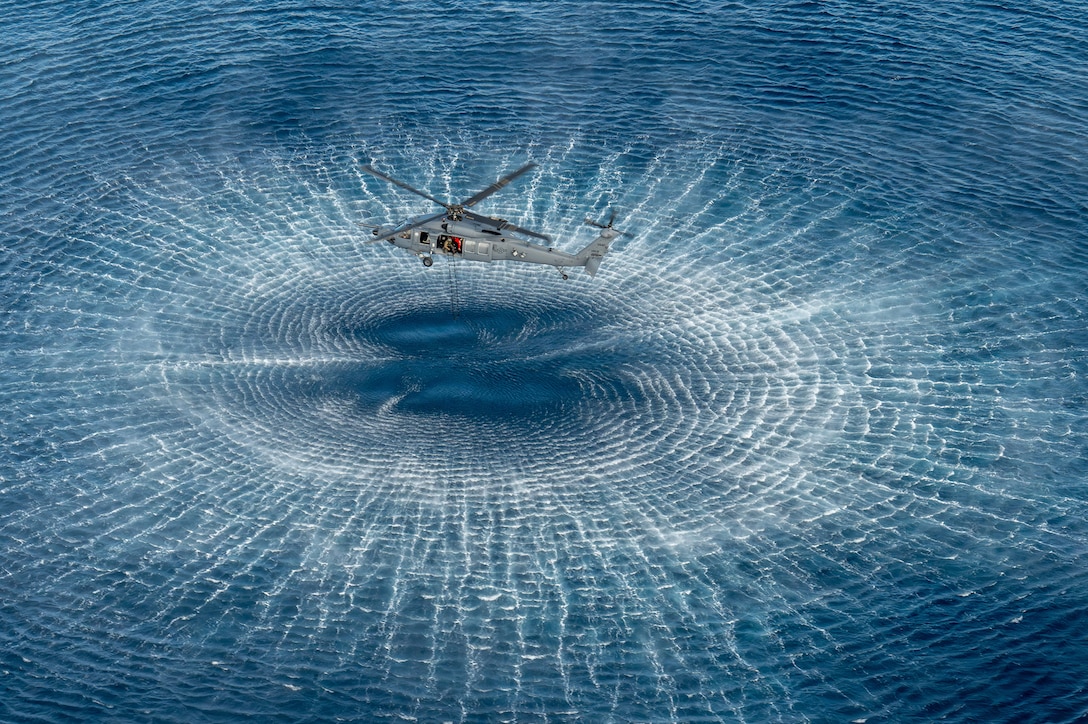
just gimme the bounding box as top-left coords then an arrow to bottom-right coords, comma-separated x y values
2,1 -> 1087,721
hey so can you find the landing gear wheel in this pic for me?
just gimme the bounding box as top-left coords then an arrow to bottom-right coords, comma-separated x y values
422,256 -> 433,267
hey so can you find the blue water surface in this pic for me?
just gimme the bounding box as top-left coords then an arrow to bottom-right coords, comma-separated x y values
2,1 -> 1087,722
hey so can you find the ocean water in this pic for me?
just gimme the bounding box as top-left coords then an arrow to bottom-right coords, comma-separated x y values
2,1 -> 1087,721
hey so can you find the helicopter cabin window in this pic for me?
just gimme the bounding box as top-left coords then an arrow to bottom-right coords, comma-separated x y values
463,239 -> 476,254
419,231 -> 429,244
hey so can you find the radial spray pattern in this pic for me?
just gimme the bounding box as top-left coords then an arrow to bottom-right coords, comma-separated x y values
4,134 -> 1085,721
4,1 -> 1088,721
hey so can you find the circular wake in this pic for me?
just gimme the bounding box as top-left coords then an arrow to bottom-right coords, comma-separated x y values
110,149 -> 868,519
3,2 -> 1088,722
5,132 -> 1086,724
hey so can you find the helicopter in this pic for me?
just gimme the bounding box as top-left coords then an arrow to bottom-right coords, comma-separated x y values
360,162 -> 621,279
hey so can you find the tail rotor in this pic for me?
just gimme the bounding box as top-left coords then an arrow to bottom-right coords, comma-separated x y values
585,210 -> 631,237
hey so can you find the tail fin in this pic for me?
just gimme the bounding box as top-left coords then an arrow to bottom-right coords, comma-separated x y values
577,229 -> 616,277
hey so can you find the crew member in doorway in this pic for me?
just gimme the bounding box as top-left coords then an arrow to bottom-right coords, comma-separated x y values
437,235 -> 462,254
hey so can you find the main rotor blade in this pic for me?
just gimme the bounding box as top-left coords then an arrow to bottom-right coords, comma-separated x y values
503,221 -> 551,242
368,212 -> 445,243
461,209 -> 551,242
462,163 -> 537,208
361,165 -> 450,209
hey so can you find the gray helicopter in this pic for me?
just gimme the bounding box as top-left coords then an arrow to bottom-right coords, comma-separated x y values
360,163 -> 621,279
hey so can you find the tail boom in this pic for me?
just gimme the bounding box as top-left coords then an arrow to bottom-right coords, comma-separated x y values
577,229 -> 617,277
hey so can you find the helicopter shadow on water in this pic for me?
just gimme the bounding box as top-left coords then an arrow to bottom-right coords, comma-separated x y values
328,306 -> 603,421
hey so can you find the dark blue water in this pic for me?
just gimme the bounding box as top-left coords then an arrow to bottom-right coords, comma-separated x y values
3,1 -> 1087,721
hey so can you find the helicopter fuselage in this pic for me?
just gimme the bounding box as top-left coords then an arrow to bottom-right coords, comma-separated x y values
360,162 -> 617,277
378,213 -> 611,276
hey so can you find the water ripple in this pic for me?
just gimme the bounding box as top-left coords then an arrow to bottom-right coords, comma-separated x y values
3,1 -> 1088,722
